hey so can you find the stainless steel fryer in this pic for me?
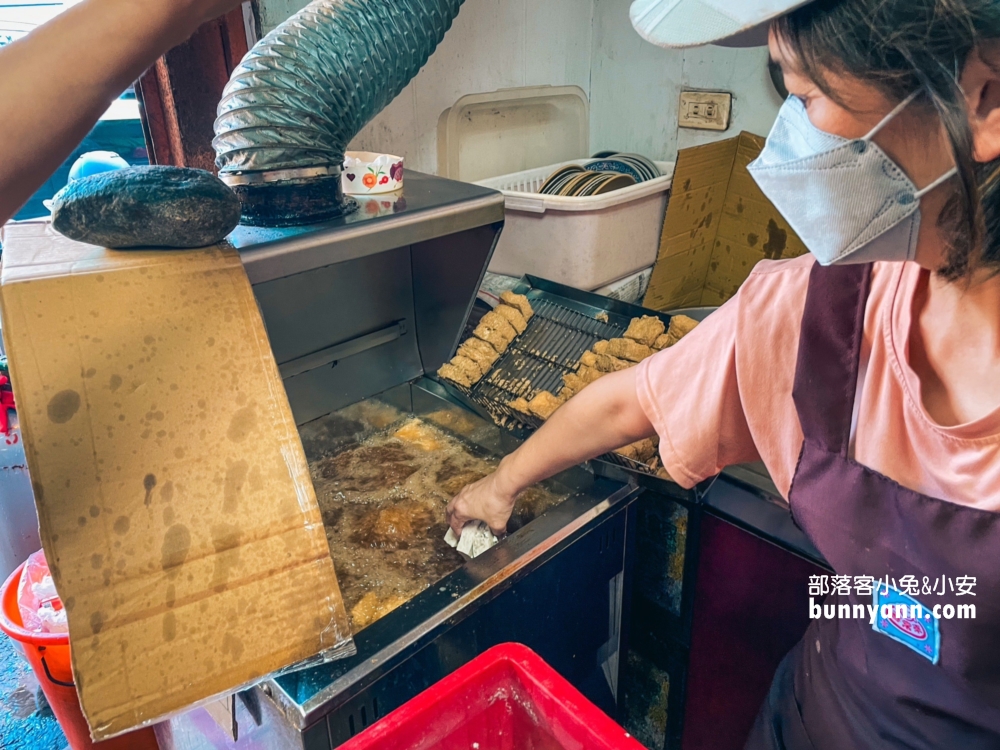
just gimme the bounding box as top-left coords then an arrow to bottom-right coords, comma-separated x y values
156,172 -> 643,750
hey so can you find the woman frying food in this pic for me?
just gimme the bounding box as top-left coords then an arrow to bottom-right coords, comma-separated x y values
448,0 -> 1000,746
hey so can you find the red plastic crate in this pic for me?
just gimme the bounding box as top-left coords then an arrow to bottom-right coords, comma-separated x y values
340,643 -> 646,750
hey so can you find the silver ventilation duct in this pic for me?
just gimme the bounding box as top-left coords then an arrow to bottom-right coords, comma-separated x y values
213,0 -> 465,226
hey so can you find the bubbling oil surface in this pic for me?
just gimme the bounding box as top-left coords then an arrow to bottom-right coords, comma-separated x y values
301,399 -> 565,631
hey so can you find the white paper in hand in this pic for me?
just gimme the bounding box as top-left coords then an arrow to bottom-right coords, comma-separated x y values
445,522 -> 499,559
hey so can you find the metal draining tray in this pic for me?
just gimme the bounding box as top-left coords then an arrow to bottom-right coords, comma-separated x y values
440,276 -> 716,505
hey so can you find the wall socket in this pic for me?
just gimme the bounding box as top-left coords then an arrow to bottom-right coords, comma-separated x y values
678,91 -> 733,131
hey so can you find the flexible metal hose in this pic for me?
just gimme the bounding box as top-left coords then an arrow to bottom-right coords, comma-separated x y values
214,0 -> 464,180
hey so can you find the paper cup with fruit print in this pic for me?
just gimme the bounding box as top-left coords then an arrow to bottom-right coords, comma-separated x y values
342,152 -> 404,195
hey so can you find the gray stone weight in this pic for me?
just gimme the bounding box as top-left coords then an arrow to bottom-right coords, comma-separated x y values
50,166 -> 241,249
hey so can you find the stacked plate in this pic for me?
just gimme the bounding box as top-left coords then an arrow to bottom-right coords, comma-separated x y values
585,152 -> 661,183
539,165 -> 636,197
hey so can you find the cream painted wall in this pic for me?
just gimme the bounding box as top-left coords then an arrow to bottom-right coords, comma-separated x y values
253,0 -> 783,174
256,0 -> 594,173
590,0 -> 783,161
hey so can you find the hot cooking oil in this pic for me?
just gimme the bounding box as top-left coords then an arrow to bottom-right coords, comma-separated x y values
300,398 -> 566,632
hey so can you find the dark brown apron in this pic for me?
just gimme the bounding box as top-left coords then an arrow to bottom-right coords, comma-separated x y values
745,263 -> 1000,749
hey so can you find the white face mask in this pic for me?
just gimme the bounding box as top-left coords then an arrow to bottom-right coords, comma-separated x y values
748,92 -> 958,266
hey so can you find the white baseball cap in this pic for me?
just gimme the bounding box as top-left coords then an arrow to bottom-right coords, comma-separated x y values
630,0 -> 815,49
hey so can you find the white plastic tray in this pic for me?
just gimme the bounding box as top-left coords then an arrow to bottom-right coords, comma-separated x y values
477,159 -> 674,214
474,160 -> 674,290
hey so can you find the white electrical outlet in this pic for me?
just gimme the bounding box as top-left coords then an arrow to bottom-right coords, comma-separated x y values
678,91 -> 733,131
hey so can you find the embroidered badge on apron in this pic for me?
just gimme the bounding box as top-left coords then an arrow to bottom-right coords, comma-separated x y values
872,586 -> 940,664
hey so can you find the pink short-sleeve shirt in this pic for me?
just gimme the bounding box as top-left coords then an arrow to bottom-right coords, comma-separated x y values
636,255 -> 1000,511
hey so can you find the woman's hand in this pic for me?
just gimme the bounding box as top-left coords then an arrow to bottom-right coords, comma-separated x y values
446,463 -> 520,536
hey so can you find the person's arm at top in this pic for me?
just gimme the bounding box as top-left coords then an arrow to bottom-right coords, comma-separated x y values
446,368 -> 658,536
0,0 -> 246,224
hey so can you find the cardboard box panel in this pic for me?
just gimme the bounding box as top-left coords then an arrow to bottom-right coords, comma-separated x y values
643,137 -> 738,312
643,248 -> 712,311
0,224 -> 352,740
644,132 -> 808,311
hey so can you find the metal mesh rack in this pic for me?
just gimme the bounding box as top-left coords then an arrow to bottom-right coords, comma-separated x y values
468,297 -> 623,425
453,281 -> 673,477
600,448 -> 658,475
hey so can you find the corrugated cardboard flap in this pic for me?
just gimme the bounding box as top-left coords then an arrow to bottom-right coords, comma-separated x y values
0,223 -> 353,740
644,132 -> 808,311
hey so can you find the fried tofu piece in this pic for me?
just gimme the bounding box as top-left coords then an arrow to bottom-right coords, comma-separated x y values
633,438 -> 658,463
494,303 -> 528,334
474,326 -> 511,354
611,436 -> 659,465
624,315 -> 666,347
509,397 -> 531,414
528,391 -> 563,420
652,333 -> 675,350
562,372 -> 586,394
558,386 -> 577,401
607,338 -> 654,363
616,439 -> 656,463
351,592 -> 408,631
482,310 -> 519,339
560,381 -> 581,399
458,337 -> 501,371
576,365 -> 604,386
648,316 -> 698,351
580,350 -> 599,369
594,353 -> 633,372
438,362 -> 473,388
450,355 -> 485,381
562,365 -> 605,393
393,419 -> 445,452
474,311 -> 517,354
500,290 -> 534,320
616,443 -> 639,461
593,340 -> 610,355
667,315 -> 699,339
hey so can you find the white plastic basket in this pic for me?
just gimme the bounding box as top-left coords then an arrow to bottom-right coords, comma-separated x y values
475,160 -> 674,291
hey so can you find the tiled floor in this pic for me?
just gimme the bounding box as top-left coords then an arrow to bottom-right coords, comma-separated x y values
0,633 -> 67,750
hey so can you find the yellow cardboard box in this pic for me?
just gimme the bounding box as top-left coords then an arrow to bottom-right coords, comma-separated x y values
643,132 -> 809,311
0,223 -> 352,740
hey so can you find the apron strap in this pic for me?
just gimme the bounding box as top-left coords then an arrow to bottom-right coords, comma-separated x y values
791,262 -> 872,455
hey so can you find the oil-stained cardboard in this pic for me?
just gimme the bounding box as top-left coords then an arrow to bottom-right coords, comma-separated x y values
0,223 -> 353,740
643,132 -> 808,311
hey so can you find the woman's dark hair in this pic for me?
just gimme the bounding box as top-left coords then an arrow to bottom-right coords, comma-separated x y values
774,0 -> 1000,280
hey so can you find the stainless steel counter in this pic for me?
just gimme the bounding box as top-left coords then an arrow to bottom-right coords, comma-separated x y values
230,171 -> 504,285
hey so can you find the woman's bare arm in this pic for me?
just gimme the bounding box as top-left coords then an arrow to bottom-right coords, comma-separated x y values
0,0 -> 245,224
446,368 -> 658,535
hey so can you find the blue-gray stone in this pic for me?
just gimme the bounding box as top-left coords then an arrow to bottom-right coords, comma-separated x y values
50,166 -> 241,249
